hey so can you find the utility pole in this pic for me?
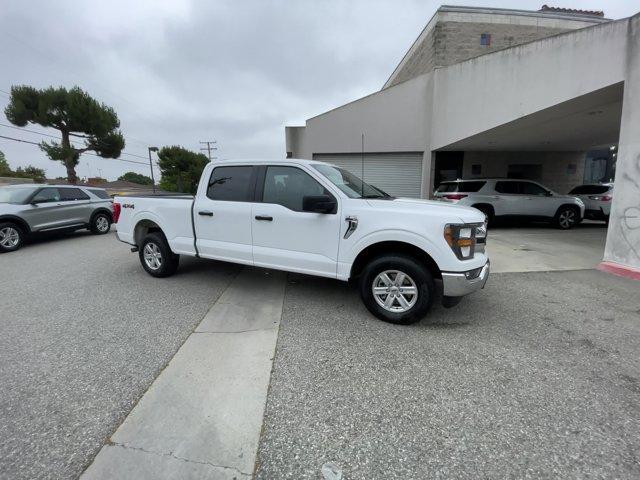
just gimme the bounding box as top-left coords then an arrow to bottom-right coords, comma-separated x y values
148,146 -> 159,193
199,140 -> 218,161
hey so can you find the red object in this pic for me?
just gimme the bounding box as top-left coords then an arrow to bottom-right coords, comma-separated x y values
444,194 -> 468,200
597,261 -> 640,281
113,202 -> 122,223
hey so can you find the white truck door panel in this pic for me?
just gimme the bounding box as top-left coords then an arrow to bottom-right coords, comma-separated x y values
194,165 -> 255,264
252,165 -> 341,278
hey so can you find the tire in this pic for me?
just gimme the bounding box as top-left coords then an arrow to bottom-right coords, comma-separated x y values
139,232 -> 180,277
473,204 -> 494,226
359,254 -> 434,325
90,212 -> 112,235
0,222 -> 24,253
554,206 -> 579,230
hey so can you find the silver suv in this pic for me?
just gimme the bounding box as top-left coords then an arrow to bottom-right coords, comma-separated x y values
0,184 -> 114,253
434,178 -> 585,229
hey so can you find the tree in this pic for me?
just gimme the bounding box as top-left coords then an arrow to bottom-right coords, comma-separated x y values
4,85 -> 125,184
118,171 -> 153,185
157,146 -> 208,194
0,149 -> 46,182
0,150 -> 10,176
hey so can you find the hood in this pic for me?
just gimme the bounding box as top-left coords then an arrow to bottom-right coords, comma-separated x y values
366,197 -> 485,224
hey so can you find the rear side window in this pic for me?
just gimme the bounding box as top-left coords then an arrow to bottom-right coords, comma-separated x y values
59,188 -> 90,201
88,189 -> 111,199
494,181 -> 520,194
569,185 -> 610,195
436,181 -> 486,193
207,166 -> 254,202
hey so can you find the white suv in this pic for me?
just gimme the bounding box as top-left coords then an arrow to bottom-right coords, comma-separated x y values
568,183 -> 613,223
434,178 -> 585,229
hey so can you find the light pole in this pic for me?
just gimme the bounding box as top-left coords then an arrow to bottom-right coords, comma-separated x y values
148,147 -> 158,193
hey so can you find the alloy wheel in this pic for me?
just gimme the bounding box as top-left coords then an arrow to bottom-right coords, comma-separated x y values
143,242 -> 163,270
96,216 -> 109,233
372,270 -> 418,313
559,209 -> 576,228
0,227 -> 20,248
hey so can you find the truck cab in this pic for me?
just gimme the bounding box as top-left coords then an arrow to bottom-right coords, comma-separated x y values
115,159 -> 489,325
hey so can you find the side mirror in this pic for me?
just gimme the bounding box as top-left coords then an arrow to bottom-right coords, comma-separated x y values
302,195 -> 336,214
545,191 -> 553,197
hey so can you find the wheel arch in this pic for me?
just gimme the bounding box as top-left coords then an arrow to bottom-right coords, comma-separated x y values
554,203 -> 581,217
350,241 -> 442,281
90,207 -> 113,224
0,215 -> 31,234
134,218 -> 165,246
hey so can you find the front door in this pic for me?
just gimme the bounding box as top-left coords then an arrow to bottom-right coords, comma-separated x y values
21,187 -> 66,231
193,165 -> 256,265
252,165 -> 341,278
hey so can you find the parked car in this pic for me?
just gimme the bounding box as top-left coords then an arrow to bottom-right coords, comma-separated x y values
568,183 -> 613,222
433,178 -> 585,229
114,159 -> 489,325
0,184 -> 114,253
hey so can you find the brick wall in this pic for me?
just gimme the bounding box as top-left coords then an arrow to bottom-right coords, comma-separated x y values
462,151 -> 586,194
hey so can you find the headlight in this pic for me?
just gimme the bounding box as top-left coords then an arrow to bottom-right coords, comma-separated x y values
444,222 -> 486,260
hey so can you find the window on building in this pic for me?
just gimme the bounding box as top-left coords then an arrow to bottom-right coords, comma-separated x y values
480,33 -> 491,46
207,166 -> 254,202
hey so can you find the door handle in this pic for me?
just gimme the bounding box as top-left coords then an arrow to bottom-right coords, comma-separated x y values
198,211 -> 213,217
255,215 -> 273,221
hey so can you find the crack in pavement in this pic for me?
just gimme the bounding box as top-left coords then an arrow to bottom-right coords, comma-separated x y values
110,442 -> 252,478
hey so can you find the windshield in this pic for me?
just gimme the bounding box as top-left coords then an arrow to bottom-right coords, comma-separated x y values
0,186 -> 37,204
312,164 -> 391,199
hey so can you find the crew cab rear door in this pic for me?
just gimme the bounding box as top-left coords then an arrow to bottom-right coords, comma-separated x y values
251,165 -> 341,278
193,165 -> 257,265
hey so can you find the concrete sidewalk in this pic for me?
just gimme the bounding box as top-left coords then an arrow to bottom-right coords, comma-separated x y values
82,268 -> 285,479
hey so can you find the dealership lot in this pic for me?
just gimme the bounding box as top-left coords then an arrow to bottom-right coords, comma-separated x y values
1,223 -> 638,479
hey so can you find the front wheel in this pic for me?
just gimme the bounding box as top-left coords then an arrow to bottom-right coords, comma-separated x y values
359,254 -> 434,325
139,232 -> 180,277
554,206 -> 579,230
0,222 -> 24,253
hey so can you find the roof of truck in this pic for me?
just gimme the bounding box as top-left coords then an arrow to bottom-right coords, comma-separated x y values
211,158 -> 328,166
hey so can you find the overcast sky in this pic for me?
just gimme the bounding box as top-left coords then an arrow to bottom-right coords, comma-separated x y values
1,0 -> 637,181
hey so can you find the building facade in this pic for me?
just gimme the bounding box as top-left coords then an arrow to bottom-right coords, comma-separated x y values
285,5 -> 640,274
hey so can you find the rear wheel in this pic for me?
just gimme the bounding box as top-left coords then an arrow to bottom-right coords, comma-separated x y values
0,222 -> 23,253
359,254 -> 434,325
554,206 -> 579,230
90,212 -> 111,234
139,232 -> 180,277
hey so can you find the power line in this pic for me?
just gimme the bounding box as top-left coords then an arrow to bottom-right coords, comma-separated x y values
0,122 -> 150,160
0,134 -> 150,166
199,140 -> 218,161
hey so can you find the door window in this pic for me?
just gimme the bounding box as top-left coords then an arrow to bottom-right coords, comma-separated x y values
494,182 -> 520,194
207,166 -> 254,202
32,188 -> 61,203
59,188 -> 90,201
520,182 -> 548,196
262,166 -> 332,212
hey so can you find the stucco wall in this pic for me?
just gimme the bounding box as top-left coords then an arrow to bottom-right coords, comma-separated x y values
604,14 -> 640,270
293,73 -> 432,159
462,151 -> 585,194
431,19 -> 629,150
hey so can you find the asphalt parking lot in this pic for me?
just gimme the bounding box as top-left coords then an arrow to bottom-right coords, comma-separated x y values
1,223 -> 638,479
0,231 -> 239,480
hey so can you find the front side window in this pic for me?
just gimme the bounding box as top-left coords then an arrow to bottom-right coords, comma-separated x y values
311,164 -> 389,199
32,188 -> 61,203
494,182 -> 519,194
262,166 -> 332,211
207,166 -> 254,202
520,182 -> 548,196
59,188 -> 90,201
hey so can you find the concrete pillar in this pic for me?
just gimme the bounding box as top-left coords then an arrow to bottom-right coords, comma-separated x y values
601,13 -> 640,278
420,151 -> 435,199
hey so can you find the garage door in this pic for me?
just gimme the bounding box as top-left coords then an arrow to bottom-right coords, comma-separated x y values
313,152 -> 424,198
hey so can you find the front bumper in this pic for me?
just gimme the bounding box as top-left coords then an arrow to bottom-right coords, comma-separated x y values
441,261 -> 490,297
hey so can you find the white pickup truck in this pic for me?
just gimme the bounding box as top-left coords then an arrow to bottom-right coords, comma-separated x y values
114,159 -> 489,324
